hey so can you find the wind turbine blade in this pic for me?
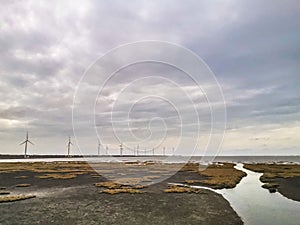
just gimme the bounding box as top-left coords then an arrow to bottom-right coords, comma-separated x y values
20,141 -> 26,145
28,140 -> 34,145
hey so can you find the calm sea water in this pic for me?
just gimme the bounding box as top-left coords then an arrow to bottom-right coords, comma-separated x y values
0,155 -> 299,163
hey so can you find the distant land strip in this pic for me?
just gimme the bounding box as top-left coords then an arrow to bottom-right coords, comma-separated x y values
0,154 -> 168,159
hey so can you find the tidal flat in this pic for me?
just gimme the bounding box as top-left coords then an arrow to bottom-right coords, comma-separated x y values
244,163 -> 300,201
0,161 -> 299,224
0,161 -> 245,225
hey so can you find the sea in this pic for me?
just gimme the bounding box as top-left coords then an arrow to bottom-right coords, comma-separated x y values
0,155 -> 299,163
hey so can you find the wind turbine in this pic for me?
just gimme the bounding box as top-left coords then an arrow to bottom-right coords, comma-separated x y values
119,143 -> 123,156
67,136 -> 73,157
20,131 -> 34,158
98,140 -> 101,156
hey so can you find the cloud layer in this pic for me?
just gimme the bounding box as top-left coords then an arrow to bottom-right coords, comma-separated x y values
0,0 -> 299,155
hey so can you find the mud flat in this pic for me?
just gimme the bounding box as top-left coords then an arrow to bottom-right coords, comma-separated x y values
244,163 -> 300,201
0,161 -> 244,225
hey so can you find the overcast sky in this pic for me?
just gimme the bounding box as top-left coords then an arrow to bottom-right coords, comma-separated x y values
0,0 -> 299,156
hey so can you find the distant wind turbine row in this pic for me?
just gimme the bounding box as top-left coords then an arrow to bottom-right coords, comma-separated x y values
19,132 -> 175,158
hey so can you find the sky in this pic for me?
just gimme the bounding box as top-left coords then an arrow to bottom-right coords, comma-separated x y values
0,0 -> 299,156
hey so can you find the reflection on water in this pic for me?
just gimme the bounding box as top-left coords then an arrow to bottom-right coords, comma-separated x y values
215,164 -> 300,225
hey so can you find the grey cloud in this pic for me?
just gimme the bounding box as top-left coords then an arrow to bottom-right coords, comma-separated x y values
0,0 -> 299,154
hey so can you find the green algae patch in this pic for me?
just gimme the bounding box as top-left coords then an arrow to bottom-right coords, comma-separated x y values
182,163 -> 246,189
0,195 -> 36,203
15,183 -> 31,187
95,180 -> 147,195
261,183 -> 279,193
244,163 -> 300,180
244,163 -> 300,193
164,185 -> 202,194
35,173 -> 77,179
0,162 -> 95,174
101,188 -> 143,194
95,181 -> 122,189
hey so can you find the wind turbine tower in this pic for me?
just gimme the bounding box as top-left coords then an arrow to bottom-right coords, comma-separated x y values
67,136 -> 73,157
20,131 -> 34,158
120,143 -> 123,156
98,140 -> 101,156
